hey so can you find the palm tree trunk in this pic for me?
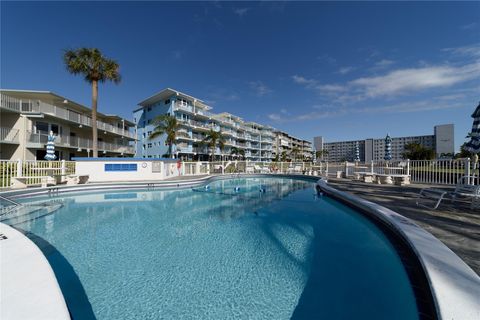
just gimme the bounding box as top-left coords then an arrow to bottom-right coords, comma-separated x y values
91,80 -> 98,158
169,143 -> 174,159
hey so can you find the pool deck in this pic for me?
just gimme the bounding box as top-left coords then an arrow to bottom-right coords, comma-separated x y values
326,178 -> 480,276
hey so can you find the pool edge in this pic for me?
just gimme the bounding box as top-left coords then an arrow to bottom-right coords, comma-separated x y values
316,179 -> 480,320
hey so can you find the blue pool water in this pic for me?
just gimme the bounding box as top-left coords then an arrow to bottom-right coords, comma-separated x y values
6,177 -> 419,319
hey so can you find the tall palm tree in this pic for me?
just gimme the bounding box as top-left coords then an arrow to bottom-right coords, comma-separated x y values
149,114 -> 179,158
291,147 -> 300,162
315,149 -> 329,162
64,48 -> 121,157
280,151 -> 288,162
230,147 -> 245,160
202,129 -> 225,161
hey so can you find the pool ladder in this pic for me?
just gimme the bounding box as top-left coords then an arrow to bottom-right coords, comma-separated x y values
0,195 -> 22,217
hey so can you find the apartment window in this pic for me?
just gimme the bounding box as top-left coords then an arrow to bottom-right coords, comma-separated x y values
35,121 -> 49,134
148,119 -> 151,124
142,144 -> 146,150
165,99 -> 170,105
143,121 -> 146,127
148,131 -> 152,136
147,107 -> 152,112
142,132 -> 146,139
147,143 -> 152,148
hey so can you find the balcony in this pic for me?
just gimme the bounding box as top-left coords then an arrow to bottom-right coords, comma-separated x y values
173,102 -> 215,118
0,93 -> 135,139
0,127 -> 20,144
26,131 -> 135,154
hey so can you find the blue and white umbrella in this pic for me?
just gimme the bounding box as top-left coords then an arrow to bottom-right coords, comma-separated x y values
354,141 -> 360,162
44,131 -> 57,160
384,134 -> 392,161
465,102 -> 480,153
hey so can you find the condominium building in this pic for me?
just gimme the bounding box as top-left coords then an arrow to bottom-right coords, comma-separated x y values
314,124 -> 454,162
0,90 -> 136,160
273,131 -> 313,161
133,88 -> 276,161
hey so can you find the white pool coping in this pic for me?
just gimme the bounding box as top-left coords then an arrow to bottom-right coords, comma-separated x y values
1,174 -> 478,319
0,223 -> 70,320
317,179 -> 480,320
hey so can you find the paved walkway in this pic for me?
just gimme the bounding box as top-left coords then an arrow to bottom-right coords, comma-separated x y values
327,178 -> 480,275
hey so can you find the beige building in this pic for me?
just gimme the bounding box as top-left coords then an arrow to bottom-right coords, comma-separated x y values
0,90 -> 135,160
273,130 -> 313,161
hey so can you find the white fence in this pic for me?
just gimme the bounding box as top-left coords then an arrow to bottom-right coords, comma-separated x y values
0,158 -> 476,189
0,160 -> 75,188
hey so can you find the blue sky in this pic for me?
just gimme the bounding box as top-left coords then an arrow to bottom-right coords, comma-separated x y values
1,1 -> 479,151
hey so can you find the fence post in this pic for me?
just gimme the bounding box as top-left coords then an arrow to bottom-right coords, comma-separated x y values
371,160 -> 374,174
222,160 -> 225,175
406,159 -> 410,176
465,158 -> 471,184
16,159 -> 22,177
61,159 -> 66,175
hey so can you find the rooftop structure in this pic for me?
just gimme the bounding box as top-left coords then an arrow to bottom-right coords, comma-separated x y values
0,90 -> 136,160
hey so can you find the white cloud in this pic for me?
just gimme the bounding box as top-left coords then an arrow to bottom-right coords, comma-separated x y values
442,43 -> 480,58
350,62 -> 480,98
374,59 -> 394,68
292,75 -> 316,86
233,8 -> 249,17
249,81 -> 272,96
338,66 -> 355,75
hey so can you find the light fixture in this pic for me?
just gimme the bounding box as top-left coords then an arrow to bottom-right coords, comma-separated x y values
77,148 -> 82,152
63,99 -> 68,104
79,124 -> 82,128
104,131 -> 107,134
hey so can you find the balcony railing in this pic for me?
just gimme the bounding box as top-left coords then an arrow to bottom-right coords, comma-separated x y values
173,102 -> 215,118
0,127 -> 20,143
26,131 -> 135,154
0,93 -> 135,139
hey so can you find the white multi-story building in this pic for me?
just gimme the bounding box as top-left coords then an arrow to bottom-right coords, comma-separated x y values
0,90 -> 136,160
314,124 -> 454,162
273,131 -> 313,161
133,88 -> 276,161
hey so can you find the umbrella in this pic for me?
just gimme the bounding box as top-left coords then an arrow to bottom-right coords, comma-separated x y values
465,102 -> 480,153
354,141 -> 360,162
44,131 -> 57,160
384,134 -> 392,161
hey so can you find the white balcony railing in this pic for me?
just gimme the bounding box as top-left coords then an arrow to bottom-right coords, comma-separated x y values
0,127 -> 20,143
26,131 -> 135,154
0,93 -> 135,139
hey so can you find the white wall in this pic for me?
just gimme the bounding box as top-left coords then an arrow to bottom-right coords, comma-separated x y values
75,159 -> 180,182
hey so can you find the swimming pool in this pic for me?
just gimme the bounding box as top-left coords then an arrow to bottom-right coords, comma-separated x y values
4,177 -> 423,319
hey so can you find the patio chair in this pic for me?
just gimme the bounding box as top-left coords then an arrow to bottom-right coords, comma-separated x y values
416,176 -> 480,210
254,165 -> 270,174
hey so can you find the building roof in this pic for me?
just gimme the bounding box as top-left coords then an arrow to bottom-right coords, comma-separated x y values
0,89 -> 134,126
137,88 -> 211,110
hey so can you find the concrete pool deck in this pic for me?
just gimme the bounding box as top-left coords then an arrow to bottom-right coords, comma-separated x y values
327,178 -> 480,276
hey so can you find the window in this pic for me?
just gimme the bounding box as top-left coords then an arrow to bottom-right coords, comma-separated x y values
35,121 -> 49,134
148,131 -> 152,136
165,99 -> 170,105
142,144 -> 146,150
147,119 -> 151,124
105,163 -> 137,172
148,143 -> 152,148
147,107 -> 152,112
142,132 -> 146,139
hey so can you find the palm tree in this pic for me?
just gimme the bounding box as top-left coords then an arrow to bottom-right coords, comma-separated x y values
280,151 -> 288,162
315,149 -> 329,162
291,147 -> 300,162
230,147 -> 245,160
149,114 -> 179,158
202,129 -> 225,161
64,48 -> 121,157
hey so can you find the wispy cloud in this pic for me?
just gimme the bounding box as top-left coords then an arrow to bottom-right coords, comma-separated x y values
442,43 -> 480,58
351,62 -> 480,98
460,22 -> 478,30
233,8 -> 250,17
374,59 -> 394,68
249,81 -> 272,96
338,66 -> 355,75
317,54 -> 337,65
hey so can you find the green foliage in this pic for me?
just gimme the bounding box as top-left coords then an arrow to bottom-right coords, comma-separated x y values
402,142 -> 435,160
149,114 -> 179,158
64,48 -> 121,84
455,143 -> 474,159
202,129 -> 226,161
280,151 -> 288,162
230,147 -> 245,160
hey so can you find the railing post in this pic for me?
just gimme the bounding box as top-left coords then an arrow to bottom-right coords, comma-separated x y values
16,159 -> 22,177
465,158 -> 471,184
406,159 -> 410,176
371,160 -> 374,174
61,159 -> 66,175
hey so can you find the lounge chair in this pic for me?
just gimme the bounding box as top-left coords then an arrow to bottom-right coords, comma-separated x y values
254,165 -> 270,174
416,176 -> 480,209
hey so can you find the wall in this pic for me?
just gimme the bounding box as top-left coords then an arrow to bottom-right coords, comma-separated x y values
74,158 -> 179,182
435,124 -> 455,157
